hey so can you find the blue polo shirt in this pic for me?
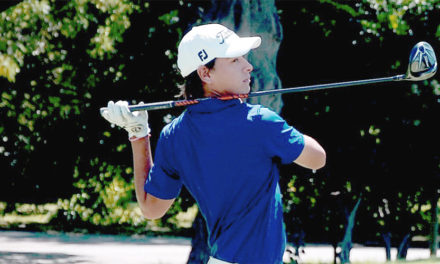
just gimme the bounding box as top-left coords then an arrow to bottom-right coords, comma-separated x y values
145,99 -> 304,263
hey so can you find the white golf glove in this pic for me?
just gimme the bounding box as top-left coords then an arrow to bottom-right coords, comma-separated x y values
101,100 -> 151,140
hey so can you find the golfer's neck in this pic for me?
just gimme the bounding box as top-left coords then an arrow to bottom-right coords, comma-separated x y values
203,84 -> 235,98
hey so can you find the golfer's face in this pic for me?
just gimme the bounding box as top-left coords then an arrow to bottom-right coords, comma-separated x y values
209,56 -> 253,95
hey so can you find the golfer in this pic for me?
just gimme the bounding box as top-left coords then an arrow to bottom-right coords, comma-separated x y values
102,24 -> 326,264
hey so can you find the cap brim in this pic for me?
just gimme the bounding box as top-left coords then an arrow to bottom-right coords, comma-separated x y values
222,36 -> 261,58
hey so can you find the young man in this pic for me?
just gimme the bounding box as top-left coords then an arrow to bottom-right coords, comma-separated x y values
102,24 -> 326,264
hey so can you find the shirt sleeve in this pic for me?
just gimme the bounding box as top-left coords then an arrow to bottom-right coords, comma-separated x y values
144,130 -> 182,200
259,107 -> 305,164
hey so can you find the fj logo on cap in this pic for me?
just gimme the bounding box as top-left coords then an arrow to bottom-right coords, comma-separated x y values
198,49 -> 208,61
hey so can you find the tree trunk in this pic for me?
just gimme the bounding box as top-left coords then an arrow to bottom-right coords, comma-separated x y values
338,197 -> 362,264
397,233 -> 411,260
382,232 -> 392,261
187,1 -> 284,262
187,212 -> 210,264
204,0 -> 284,113
332,242 -> 338,264
430,191 -> 439,256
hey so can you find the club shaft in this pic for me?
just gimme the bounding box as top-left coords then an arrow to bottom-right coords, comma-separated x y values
248,74 -> 406,97
100,74 -> 406,114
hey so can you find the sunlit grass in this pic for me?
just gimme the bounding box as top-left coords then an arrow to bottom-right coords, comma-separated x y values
2,202 -> 439,264
352,258 -> 440,264
0,202 -> 58,227
297,259 -> 440,264
1,213 -> 52,225
0,200 -> 197,235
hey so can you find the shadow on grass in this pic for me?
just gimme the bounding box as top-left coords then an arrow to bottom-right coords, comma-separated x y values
0,251 -> 88,264
395,257 -> 440,264
0,230 -> 191,246
351,257 -> 440,264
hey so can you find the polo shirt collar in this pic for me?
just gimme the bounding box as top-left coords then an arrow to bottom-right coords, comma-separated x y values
188,98 -> 242,113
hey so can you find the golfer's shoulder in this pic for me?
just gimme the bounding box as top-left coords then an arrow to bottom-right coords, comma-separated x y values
160,112 -> 186,138
246,103 -> 283,123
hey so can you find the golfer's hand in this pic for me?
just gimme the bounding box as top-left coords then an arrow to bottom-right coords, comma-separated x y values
101,100 -> 151,140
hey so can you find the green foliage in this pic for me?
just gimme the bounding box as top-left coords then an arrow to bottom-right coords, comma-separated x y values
1,0 -> 440,248
278,0 -> 440,247
0,53 -> 19,82
0,0 -> 141,198
0,0 -> 201,235
321,0 -> 440,38
56,162 -> 146,228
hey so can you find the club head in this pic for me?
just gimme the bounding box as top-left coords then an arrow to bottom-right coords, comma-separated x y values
406,41 -> 437,81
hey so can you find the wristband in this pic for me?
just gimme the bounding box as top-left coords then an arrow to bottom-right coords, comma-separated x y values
129,134 -> 150,142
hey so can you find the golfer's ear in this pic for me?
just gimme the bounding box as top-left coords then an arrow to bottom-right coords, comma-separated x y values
197,65 -> 212,84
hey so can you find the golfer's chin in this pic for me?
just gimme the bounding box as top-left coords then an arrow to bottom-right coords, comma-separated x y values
238,85 -> 251,95
221,85 -> 250,97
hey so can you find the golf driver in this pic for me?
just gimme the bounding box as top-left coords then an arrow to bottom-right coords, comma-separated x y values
100,41 -> 437,114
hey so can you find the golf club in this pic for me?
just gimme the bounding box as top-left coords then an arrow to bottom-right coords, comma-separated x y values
100,41 -> 437,115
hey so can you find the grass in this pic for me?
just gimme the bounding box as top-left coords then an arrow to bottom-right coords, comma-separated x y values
391,259 -> 440,264
0,200 -> 197,236
296,259 -> 440,264
0,202 -> 58,227
328,258 -> 440,264
1,202 -> 440,264
352,258 -> 440,264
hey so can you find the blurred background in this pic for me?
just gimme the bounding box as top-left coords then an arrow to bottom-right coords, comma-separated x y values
0,0 -> 440,263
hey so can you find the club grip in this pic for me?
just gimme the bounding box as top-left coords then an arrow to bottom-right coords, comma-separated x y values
99,101 -> 176,116
99,99 -> 201,115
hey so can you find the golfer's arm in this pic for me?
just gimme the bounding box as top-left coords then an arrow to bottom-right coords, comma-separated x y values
294,134 -> 326,170
131,137 -> 175,220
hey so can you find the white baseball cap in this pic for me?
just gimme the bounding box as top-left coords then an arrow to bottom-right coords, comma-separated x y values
177,24 -> 261,77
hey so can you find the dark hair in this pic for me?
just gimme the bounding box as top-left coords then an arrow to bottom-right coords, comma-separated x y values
177,59 -> 216,99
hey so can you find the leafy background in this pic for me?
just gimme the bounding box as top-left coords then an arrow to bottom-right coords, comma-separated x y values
0,0 -> 440,257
